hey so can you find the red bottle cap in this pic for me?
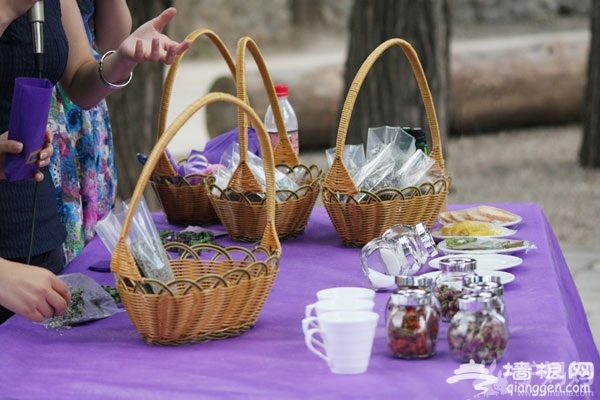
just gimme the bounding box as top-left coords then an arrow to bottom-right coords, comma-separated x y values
274,84 -> 289,97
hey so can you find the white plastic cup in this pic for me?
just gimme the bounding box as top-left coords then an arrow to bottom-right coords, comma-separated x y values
302,310 -> 379,374
316,287 -> 375,302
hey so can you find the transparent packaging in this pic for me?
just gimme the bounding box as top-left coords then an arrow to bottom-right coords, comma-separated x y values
212,142 -> 299,202
94,196 -> 174,292
447,293 -> 509,363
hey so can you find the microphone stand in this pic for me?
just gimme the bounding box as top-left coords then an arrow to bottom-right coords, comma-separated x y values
26,1 -> 45,265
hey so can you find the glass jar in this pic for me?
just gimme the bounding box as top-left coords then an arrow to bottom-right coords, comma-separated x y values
463,280 -> 506,317
382,222 -> 439,266
447,293 -> 509,363
433,257 -> 477,322
386,288 -> 440,359
386,276 -> 441,320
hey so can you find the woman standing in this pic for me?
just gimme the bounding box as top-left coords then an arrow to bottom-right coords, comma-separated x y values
49,0 -> 132,262
0,0 -> 190,323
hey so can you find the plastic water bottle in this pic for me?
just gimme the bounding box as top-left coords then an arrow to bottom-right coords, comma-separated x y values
264,83 -> 299,154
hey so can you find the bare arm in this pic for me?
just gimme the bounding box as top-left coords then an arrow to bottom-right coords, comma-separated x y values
59,2 -> 190,109
0,0 -> 40,36
0,258 -> 71,322
92,0 -> 132,54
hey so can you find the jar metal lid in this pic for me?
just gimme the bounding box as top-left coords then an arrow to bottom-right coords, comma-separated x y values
457,292 -> 496,311
414,222 -> 439,258
395,275 -> 435,291
394,275 -> 418,287
463,274 -> 502,287
439,257 -> 477,272
390,288 -> 430,306
464,281 -> 504,296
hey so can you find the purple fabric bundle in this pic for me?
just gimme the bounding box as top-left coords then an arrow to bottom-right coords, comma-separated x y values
5,77 -> 53,181
167,127 -> 261,179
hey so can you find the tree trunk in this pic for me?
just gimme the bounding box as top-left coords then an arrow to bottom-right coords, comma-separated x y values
290,0 -> 327,28
580,0 -> 600,167
105,0 -> 172,206
339,0 -> 450,149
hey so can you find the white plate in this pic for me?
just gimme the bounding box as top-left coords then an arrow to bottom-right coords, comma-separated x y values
431,226 -> 517,240
429,254 -> 523,271
438,208 -> 522,227
437,238 -> 533,255
418,270 -> 516,285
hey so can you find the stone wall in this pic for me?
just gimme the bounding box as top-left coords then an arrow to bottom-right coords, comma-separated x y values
171,0 -> 591,56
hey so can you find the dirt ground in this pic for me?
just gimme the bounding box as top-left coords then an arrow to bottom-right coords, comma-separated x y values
444,124 -> 600,247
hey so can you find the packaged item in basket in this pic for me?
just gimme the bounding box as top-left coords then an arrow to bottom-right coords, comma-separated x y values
212,142 -> 299,201
366,126 -> 415,167
41,273 -> 123,329
326,126 -> 441,195
95,196 -> 174,290
393,149 -> 439,189
325,144 -> 365,177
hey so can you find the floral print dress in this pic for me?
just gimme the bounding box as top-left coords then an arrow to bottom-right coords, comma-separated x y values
48,0 -> 117,263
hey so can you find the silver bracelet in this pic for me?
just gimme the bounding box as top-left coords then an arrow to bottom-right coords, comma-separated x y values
98,50 -> 133,89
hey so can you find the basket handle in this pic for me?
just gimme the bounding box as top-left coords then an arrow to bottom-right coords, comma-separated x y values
224,36 -> 301,193
236,36 -> 300,167
113,93 -> 281,276
155,29 -> 237,177
324,38 -> 446,195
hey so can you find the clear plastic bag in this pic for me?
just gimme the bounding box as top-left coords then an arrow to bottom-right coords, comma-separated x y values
393,149 -> 437,188
366,126 -> 415,167
42,273 -> 123,329
94,196 -> 174,290
214,142 -> 299,201
325,126 -> 442,195
352,141 -> 397,191
326,144 -> 366,178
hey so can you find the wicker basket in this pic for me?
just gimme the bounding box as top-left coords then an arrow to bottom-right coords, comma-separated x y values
321,38 -> 451,247
151,29 -> 236,225
111,93 -> 281,345
206,36 -> 322,241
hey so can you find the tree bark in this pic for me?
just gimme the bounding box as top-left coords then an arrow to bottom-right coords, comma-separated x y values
340,0 -> 450,149
290,0 -> 327,28
580,0 -> 600,167
105,0 -> 172,206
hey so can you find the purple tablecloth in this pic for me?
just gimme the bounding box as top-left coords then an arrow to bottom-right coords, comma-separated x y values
0,203 -> 598,399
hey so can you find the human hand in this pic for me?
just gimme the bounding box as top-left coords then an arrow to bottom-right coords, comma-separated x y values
0,259 -> 71,323
0,129 -> 53,182
116,7 -> 191,66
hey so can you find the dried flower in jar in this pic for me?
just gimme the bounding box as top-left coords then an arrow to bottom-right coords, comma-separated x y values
447,293 -> 509,363
386,289 -> 440,359
433,283 -> 461,321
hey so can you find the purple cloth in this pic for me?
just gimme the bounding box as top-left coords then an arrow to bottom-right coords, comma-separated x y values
0,203 -> 598,399
201,126 -> 261,165
165,127 -> 261,179
5,77 -> 53,181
